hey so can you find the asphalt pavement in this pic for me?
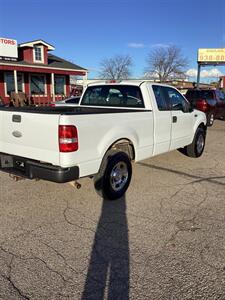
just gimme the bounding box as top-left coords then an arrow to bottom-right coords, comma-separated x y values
0,120 -> 225,300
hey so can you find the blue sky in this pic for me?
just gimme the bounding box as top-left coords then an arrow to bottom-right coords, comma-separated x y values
0,0 -> 225,81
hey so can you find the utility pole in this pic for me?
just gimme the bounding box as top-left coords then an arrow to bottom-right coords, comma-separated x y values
196,63 -> 201,88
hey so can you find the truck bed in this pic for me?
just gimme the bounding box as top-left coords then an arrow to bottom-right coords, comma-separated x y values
0,104 -> 152,173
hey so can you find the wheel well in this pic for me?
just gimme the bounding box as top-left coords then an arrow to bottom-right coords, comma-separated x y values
107,139 -> 135,161
199,122 -> 207,132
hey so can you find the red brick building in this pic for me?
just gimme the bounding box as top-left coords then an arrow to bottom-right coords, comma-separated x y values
0,38 -> 87,104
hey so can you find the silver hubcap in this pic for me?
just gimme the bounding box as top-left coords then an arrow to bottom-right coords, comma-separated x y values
197,134 -> 204,153
110,161 -> 129,192
210,114 -> 214,124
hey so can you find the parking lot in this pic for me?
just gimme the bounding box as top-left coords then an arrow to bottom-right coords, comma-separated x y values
0,120 -> 225,299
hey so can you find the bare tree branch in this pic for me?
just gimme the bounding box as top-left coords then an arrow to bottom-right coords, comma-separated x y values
99,55 -> 132,80
145,45 -> 188,82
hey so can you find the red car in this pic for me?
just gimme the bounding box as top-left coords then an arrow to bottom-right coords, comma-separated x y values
185,89 -> 225,126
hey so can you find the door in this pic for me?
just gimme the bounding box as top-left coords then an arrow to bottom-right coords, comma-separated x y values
162,87 -> 194,150
151,85 -> 172,155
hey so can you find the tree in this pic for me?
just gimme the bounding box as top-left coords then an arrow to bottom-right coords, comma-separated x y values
145,45 -> 188,82
99,55 -> 132,80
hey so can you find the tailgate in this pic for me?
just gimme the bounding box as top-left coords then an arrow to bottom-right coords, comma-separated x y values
0,110 -> 60,165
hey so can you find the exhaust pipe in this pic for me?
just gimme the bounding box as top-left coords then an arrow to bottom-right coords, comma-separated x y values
74,181 -> 82,189
68,180 -> 82,189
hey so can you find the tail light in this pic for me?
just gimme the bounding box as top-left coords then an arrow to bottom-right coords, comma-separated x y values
59,125 -> 78,152
49,103 -> 55,107
196,99 -> 208,112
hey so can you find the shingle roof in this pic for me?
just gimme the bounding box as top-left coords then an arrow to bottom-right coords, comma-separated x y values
18,39 -> 55,51
47,54 -> 87,71
0,54 -> 87,72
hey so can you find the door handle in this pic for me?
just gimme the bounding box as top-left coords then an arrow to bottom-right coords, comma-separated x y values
172,116 -> 177,123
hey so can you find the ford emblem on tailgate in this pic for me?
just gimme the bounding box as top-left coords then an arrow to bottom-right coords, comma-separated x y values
12,131 -> 22,138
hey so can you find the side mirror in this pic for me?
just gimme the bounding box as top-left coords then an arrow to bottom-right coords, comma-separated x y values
186,101 -> 193,113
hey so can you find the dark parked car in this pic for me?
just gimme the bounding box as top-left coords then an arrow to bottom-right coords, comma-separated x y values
185,89 -> 225,126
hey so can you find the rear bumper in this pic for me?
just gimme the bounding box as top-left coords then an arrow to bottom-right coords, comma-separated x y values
0,153 -> 79,183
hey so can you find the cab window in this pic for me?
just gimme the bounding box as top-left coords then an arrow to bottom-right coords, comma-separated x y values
152,85 -> 170,111
81,85 -> 144,108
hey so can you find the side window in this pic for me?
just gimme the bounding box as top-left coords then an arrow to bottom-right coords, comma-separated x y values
164,87 -> 189,112
217,90 -> 225,101
152,85 -> 169,111
221,92 -> 225,101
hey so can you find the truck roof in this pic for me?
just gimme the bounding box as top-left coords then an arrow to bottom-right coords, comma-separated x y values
87,80 -> 177,88
87,80 -> 143,87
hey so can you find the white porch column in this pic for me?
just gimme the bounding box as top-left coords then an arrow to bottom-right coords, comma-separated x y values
83,72 -> 88,88
14,70 -> 18,93
51,73 -> 55,101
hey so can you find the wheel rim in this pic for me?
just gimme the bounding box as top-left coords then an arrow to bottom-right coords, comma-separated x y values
110,161 -> 129,192
210,114 -> 214,125
197,134 -> 204,154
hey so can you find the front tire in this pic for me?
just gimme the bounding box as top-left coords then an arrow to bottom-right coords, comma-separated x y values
94,150 -> 132,200
186,127 -> 206,158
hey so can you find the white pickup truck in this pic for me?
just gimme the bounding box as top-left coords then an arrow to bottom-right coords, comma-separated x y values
0,81 -> 206,200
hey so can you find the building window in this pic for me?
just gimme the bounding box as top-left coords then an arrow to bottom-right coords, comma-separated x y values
17,74 -> 23,92
5,72 -> 24,95
30,74 -> 45,95
34,46 -> 43,62
5,72 -> 14,95
54,75 -> 65,95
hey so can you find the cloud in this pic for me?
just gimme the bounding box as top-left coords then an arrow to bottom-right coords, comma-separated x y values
201,69 -> 223,78
186,68 -> 197,77
143,71 -> 159,79
186,68 -> 223,78
128,42 -> 171,49
128,42 -> 145,48
150,43 -> 170,48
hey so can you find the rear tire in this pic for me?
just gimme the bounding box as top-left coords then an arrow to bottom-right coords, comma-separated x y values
185,127 -> 206,158
94,150 -> 132,200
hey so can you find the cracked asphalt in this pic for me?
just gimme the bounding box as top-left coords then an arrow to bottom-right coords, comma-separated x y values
0,120 -> 225,300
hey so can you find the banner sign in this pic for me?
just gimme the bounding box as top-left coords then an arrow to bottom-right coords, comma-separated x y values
0,38 -> 18,59
198,48 -> 225,63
